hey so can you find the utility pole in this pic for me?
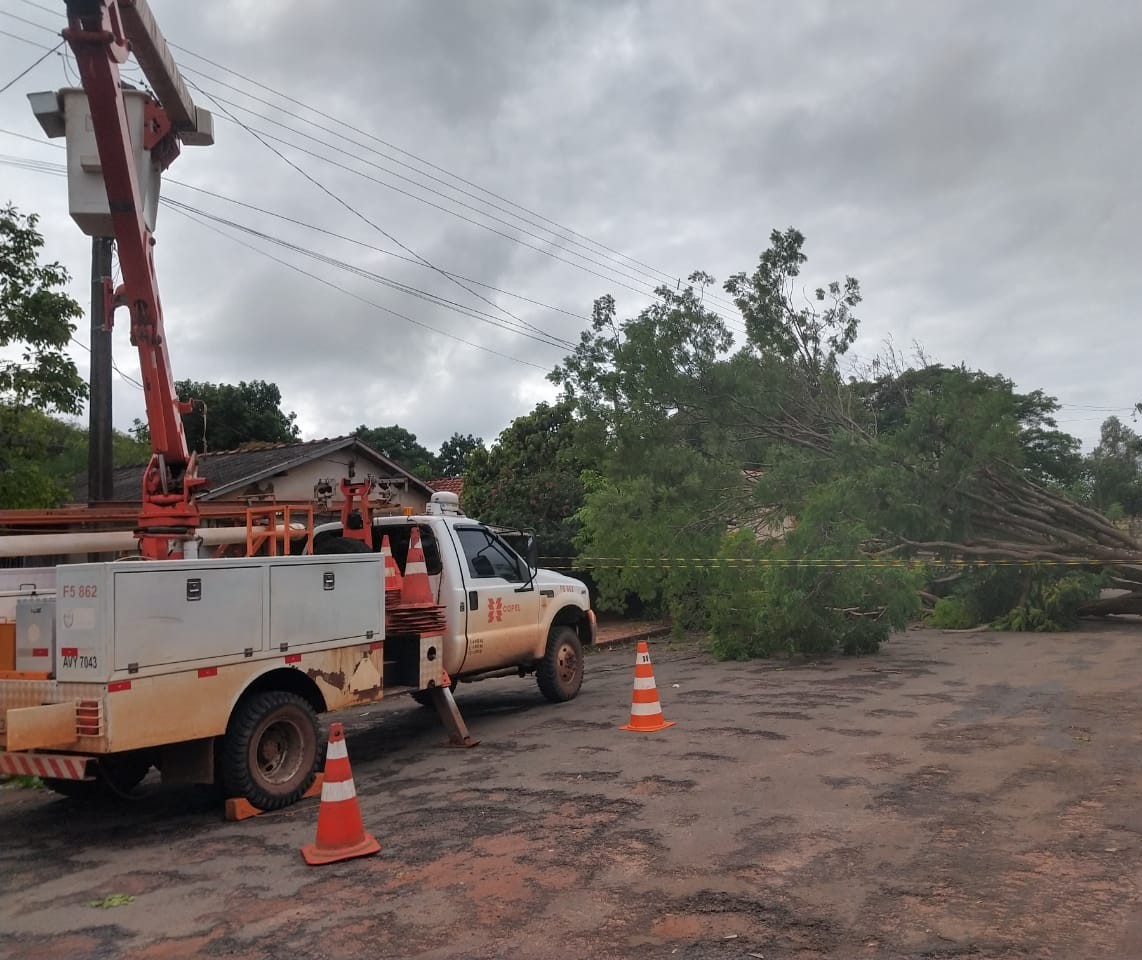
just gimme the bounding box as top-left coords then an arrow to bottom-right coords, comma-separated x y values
88,236 -> 114,504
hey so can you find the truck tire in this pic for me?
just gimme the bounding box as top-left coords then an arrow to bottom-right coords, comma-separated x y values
221,691 -> 320,811
43,752 -> 152,801
314,535 -> 372,554
536,626 -> 584,703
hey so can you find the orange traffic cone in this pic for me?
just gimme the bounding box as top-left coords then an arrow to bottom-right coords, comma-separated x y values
401,527 -> 435,606
620,641 -> 676,733
380,534 -> 403,604
301,722 -> 381,866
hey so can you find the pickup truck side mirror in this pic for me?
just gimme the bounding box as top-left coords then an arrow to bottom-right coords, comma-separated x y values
526,536 -> 539,572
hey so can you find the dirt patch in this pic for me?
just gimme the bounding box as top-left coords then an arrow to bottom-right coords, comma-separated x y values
3,624 -> 1142,958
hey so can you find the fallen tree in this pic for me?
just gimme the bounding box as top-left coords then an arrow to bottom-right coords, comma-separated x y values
554,228 -> 1140,655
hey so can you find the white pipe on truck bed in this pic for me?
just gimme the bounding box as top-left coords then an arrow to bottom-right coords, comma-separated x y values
0,526 -> 308,558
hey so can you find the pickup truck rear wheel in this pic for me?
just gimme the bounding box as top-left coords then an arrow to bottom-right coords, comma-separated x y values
537,626 -> 584,703
221,691 -> 319,811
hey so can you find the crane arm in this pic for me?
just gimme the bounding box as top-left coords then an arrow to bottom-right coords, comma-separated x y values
60,0 -> 211,556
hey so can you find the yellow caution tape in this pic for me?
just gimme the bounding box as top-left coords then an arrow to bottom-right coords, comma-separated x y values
538,556 -> 1141,569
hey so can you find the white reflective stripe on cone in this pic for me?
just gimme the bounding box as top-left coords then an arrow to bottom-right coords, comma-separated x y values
630,701 -> 663,716
326,739 -> 349,761
405,561 -> 428,576
633,676 -> 657,690
322,778 -> 358,803
636,653 -> 651,664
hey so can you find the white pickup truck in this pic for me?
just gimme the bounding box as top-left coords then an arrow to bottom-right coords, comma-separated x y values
311,508 -> 596,701
0,504 -> 594,809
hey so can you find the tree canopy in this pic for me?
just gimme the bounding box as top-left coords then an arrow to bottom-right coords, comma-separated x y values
0,203 -> 85,507
546,227 -> 1136,654
353,423 -> 438,478
437,432 -> 484,477
463,401 -> 590,562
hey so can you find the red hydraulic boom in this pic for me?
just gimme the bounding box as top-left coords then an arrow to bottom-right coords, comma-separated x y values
58,0 -> 212,558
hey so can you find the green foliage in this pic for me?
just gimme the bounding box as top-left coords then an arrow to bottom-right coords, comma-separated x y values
927,597 -> 978,629
547,225 -> 1105,658
1088,416 -> 1142,516
353,423 -> 437,478
0,204 -> 86,508
707,530 -> 922,659
464,401 -> 591,563
436,432 -> 483,477
990,571 -> 1104,632
175,379 -> 299,454
89,894 -> 135,909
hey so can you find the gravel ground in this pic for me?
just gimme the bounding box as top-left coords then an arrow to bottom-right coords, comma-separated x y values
2,623 -> 1141,959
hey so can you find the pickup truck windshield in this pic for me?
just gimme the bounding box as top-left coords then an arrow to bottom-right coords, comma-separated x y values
455,528 -> 524,583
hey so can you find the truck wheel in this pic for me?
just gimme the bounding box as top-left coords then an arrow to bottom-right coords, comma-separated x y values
314,535 -> 372,554
537,626 -> 584,703
221,691 -> 319,811
44,752 -> 152,801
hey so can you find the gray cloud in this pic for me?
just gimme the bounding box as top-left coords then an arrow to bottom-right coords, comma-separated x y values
1,0 -> 1139,459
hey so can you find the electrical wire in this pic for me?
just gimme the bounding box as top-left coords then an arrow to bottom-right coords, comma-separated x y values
160,35 -> 745,312
0,37 -> 61,95
189,82 -> 568,347
179,70 -> 744,312
162,198 -> 575,351
69,336 -> 145,390
0,147 -> 584,350
0,13 -> 747,327
0,26 -> 50,49
168,205 -> 551,371
0,131 -> 591,323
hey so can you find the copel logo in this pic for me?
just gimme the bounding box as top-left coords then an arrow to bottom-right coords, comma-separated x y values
487,598 -> 522,622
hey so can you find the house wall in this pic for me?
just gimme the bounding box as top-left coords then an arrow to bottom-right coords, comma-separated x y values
214,455 -> 430,515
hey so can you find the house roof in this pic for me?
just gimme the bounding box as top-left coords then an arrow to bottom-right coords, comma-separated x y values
72,436 -> 436,503
427,476 -> 464,500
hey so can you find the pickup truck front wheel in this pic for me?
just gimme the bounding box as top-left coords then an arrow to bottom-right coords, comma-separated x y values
537,626 -> 584,703
221,691 -> 320,810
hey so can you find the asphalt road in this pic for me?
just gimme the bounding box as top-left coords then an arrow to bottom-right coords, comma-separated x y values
2,624 -> 1141,959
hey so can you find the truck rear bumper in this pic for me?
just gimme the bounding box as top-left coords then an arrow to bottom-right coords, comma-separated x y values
0,751 -> 92,781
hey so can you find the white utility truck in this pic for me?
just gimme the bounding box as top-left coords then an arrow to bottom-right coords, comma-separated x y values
0,499 -> 594,808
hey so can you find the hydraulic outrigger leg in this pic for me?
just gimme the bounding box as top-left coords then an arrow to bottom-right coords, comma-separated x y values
430,676 -> 479,748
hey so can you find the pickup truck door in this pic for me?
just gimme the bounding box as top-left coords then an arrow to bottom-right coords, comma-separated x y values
453,526 -> 541,673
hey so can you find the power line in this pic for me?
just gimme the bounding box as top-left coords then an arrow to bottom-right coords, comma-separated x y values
0,37 -> 61,95
178,68 -> 740,309
189,81 -> 566,346
69,336 -> 145,390
0,26 -> 51,49
0,9 -> 57,38
170,205 -> 551,371
0,15 -> 747,328
162,198 -> 575,351
184,75 -> 746,324
0,131 -> 591,323
193,84 -> 672,296
0,154 -> 569,367
0,145 -> 589,340
160,32 -> 745,311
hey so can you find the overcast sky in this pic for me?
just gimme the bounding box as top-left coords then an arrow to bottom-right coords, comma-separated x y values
1,0 -> 1139,459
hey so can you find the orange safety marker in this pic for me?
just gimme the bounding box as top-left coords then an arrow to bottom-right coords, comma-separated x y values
380,534 -> 404,597
400,527 -> 435,606
620,641 -> 676,733
226,774 -> 323,822
301,723 -> 380,865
